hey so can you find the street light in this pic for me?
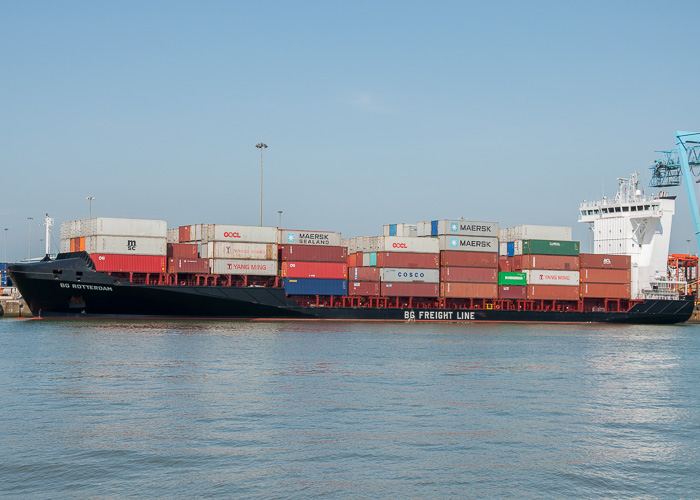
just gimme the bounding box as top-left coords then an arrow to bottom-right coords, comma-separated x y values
86,196 -> 95,218
255,142 -> 268,226
27,217 -> 33,261
3,228 -> 8,263
278,210 -> 283,228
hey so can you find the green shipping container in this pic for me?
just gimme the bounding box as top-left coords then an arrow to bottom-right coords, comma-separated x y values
369,252 -> 377,267
498,272 -> 527,286
522,239 -> 579,256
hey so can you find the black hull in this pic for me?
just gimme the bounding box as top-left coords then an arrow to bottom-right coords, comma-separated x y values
8,257 -> 695,324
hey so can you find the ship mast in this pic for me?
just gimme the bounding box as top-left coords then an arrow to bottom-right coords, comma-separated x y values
43,214 -> 53,257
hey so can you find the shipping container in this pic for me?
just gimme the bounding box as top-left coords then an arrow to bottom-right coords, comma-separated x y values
521,240 -> 580,256
440,282 -> 498,299
376,252 -> 440,269
502,225 -> 572,242
381,282 -> 439,297
283,278 -> 347,296
580,282 -> 631,299
499,242 -> 508,257
507,242 -> 515,257
279,245 -> 347,263
369,252 -> 377,267
91,254 -> 167,273
179,225 -> 191,243
579,253 -> 631,270
203,224 -> 278,244
525,270 -> 580,286
381,268 -> 440,283
280,230 -> 342,246
71,236 -> 167,256
425,220 -> 499,237
281,261 -> 348,279
498,272 -> 527,286
441,267 -> 498,283
580,268 -> 631,284
362,253 -> 370,267
377,236 -> 440,254
348,281 -> 381,296
436,235 -> 498,253
210,259 -> 278,276
498,257 -> 512,273
349,267 -> 381,281
205,242 -> 277,260
347,253 -> 359,268
383,223 -> 417,237
515,254 -> 580,271
168,258 -> 209,274
499,285 -> 527,299
167,228 -> 178,244
167,243 -> 198,259
527,285 -> 580,301
439,251 -> 498,268
63,217 -> 167,238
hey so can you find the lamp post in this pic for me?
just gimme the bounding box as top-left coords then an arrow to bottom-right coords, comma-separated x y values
278,210 -> 283,228
255,142 -> 268,226
27,217 -> 33,261
86,196 -> 95,218
3,228 -> 7,263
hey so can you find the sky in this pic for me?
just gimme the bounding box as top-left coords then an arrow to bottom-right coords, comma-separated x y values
2,1 -> 699,262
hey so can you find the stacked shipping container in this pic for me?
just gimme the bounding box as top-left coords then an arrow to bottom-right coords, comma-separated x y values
579,253 -> 631,299
280,230 -> 347,295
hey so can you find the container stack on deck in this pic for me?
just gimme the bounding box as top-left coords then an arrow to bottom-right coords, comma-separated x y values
199,224 -> 279,278
280,230 -> 347,295
579,253 -> 632,299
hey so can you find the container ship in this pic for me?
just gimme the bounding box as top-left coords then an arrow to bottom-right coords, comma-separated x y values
8,175 -> 694,323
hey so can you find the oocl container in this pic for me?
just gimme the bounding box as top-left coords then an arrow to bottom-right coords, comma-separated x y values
377,236 -> 439,254
204,224 -> 278,244
436,236 -> 498,253
441,267 -> 498,283
381,268 -> 440,283
376,252 -> 440,269
210,259 -> 278,276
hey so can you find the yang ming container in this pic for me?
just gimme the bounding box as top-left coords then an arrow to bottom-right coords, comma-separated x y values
205,242 -> 277,260
525,270 -> 580,286
283,278 -> 347,296
210,259 -> 278,276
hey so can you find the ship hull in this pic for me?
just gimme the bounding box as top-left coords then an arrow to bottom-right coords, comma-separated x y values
9,258 -> 694,324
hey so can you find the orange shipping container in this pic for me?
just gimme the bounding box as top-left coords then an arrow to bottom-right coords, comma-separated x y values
580,283 -> 631,299
527,285 -> 579,301
440,251 -> 498,268
440,267 -> 497,283
579,253 -> 631,270
440,282 -> 498,299
580,268 -> 631,284
515,254 -> 580,271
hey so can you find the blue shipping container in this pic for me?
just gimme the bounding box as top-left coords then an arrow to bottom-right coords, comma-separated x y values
431,220 -> 439,236
507,242 -> 515,257
283,278 -> 347,296
389,224 -> 396,236
0,263 -> 8,271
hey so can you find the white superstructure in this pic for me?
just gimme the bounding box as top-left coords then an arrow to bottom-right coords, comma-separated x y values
579,172 -> 675,299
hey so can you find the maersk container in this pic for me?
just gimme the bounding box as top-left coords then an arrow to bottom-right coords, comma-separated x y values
167,243 -> 198,259
440,282 -> 498,299
82,236 -> 167,256
376,252 -> 440,269
279,245 -> 347,263
499,285 -> 527,299
210,259 -> 278,276
528,285 -> 579,301
436,235 -> 498,253
515,255 -> 580,271
525,270 -> 579,286
439,251 -> 497,268
580,283 -> 630,299
168,258 -> 209,274
441,267 -> 497,283
280,230 -> 342,247
381,282 -> 439,297
205,242 -> 277,260
283,278 -> 347,296
429,220 -> 498,237
91,254 -> 167,273
497,272 -> 527,286
522,240 -> 580,256
349,267 -> 381,281
281,262 -> 348,280
377,236 -> 439,254
70,218 -> 168,238
348,281 -> 381,296
381,268 -> 440,283
579,253 -> 631,270
203,224 -> 278,244
580,268 -> 631,284
507,225 -> 572,242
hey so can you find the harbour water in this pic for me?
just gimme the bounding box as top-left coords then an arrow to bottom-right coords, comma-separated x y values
1,319 -> 699,498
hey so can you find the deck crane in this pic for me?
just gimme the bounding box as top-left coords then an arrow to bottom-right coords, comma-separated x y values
649,131 -> 700,253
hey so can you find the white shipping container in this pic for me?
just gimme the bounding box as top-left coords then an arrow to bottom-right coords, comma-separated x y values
85,236 -> 167,256
510,225 -> 572,242
415,221 -> 432,237
362,253 -> 370,267
436,235 -> 498,253
432,220 -> 498,237
71,218 -> 168,238
514,240 -> 523,256
205,242 -> 277,260
380,268 -> 440,283
382,223 -> 418,237
280,230 -> 341,246
167,228 -> 178,243
210,259 -> 278,276
203,224 -> 278,244
525,270 -> 580,286
499,242 -> 508,257
377,236 -> 439,254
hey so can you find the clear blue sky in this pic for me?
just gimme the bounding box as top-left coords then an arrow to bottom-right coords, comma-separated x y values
2,1 -> 699,261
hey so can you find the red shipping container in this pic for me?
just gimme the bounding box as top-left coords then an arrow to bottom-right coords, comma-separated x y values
347,253 -> 358,268
279,245 -> 347,263
281,261 -> 347,279
348,281 -> 381,296
580,268 -> 631,284
498,257 -> 512,273
440,282 -> 498,299
167,243 -> 199,259
376,252 -> 439,269
516,254 -> 580,271
499,285 -> 527,299
527,285 -> 579,301
440,251 -> 498,268
440,267 -> 497,283
179,225 -> 191,243
381,282 -> 439,297
579,254 -> 631,270
169,258 -> 209,274
348,267 -> 381,281
580,283 -> 631,299
92,254 -> 167,273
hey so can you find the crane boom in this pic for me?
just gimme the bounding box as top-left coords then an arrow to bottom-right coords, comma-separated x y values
675,130 -> 700,254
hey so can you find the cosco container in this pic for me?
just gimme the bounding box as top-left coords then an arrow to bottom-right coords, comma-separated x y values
580,268 -> 631,284
203,224 -> 278,244
210,259 -> 278,276
499,285 -> 527,299
91,254 -> 167,273
440,282 -> 498,299
168,258 -> 209,274
524,270 -> 579,286
281,262 -> 348,280
283,278 -> 347,296
279,245 -> 347,263
580,283 -> 631,298
514,254 -> 580,271
439,251 -> 498,268
167,243 -> 198,259
527,285 -> 579,301
65,217 -> 168,238
381,282 -> 439,297
80,236 -> 167,256
381,268 -> 440,283
280,230 -> 342,247
579,254 -> 631,269
428,220 -> 498,237
441,267 -> 498,283
205,242 -> 277,260
349,267 -> 381,281
348,281 -> 381,296
376,252 -> 440,269
521,239 -> 579,256
497,272 -> 527,286
436,235 -> 498,253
